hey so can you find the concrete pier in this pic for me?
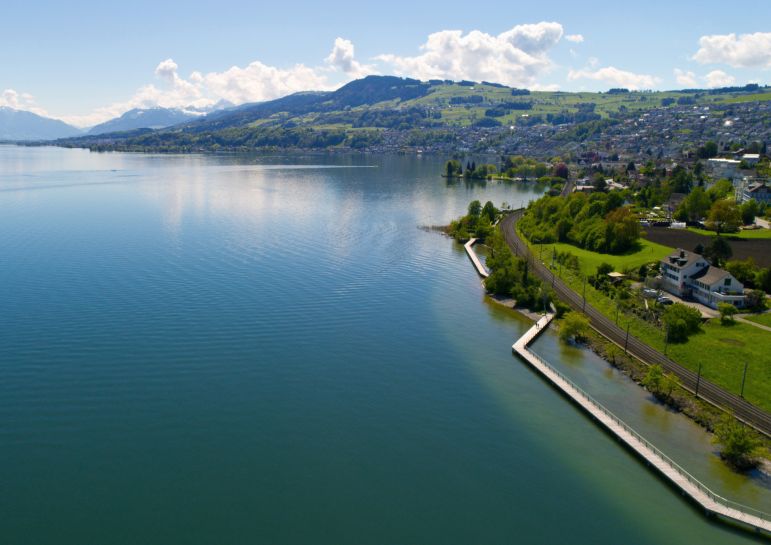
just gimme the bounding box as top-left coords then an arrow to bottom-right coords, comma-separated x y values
512,314 -> 771,537
464,238 -> 489,278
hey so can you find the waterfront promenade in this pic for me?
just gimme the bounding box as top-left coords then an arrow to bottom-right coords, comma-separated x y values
512,314 -> 771,536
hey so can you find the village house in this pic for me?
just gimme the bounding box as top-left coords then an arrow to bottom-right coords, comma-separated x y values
741,182 -> 771,205
659,249 -> 746,309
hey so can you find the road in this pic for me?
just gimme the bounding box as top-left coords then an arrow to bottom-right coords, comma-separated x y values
501,210 -> 771,437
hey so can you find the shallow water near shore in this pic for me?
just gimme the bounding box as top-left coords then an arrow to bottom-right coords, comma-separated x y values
0,145 -> 767,544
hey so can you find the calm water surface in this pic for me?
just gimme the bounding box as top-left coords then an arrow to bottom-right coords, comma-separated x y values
0,145 -> 766,544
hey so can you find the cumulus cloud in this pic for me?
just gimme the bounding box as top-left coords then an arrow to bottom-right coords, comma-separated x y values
565,34 -> 584,43
36,24 -> 572,127
325,37 -> 377,77
674,68 -> 698,87
693,32 -> 771,68
704,69 -> 736,88
375,22 -> 564,87
567,66 -> 660,90
0,89 -> 49,117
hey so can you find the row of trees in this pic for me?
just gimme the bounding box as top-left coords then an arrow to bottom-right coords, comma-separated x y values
446,200 -> 499,241
519,193 -> 641,254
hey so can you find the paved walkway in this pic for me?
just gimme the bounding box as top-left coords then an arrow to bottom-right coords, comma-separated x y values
736,314 -> 771,333
511,314 -> 771,536
464,238 -> 489,278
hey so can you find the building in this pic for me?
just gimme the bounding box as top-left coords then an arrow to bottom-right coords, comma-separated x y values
741,153 -> 760,166
742,182 -> 771,205
660,249 -> 746,309
707,158 -> 742,185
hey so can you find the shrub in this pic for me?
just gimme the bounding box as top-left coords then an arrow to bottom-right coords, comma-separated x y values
713,414 -> 764,470
559,312 -> 590,343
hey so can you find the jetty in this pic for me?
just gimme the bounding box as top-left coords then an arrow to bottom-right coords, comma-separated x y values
512,313 -> 771,537
464,238 -> 489,278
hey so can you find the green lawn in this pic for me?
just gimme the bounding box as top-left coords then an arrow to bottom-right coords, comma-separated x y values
687,227 -> 771,239
518,229 -> 771,411
743,312 -> 771,328
533,239 -> 673,277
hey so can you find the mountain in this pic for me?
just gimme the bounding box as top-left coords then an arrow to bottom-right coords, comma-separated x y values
48,76 -> 771,155
0,107 -> 82,141
87,107 -> 201,135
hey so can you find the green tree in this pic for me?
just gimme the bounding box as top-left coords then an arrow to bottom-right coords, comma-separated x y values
697,141 -> 718,159
481,201 -> 499,223
713,414 -> 764,470
682,186 -> 711,222
704,236 -> 733,267
467,200 -> 482,217
717,303 -> 737,324
444,159 -> 462,177
707,179 -> 734,201
662,303 -> 702,342
706,199 -> 741,235
740,199 -> 759,225
559,312 -> 590,343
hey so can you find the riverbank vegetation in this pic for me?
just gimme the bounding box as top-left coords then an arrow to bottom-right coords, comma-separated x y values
554,317 -> 770,469
446,200 -> 499,242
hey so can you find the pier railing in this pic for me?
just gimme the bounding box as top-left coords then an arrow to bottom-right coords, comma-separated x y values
524,343 -> 771,526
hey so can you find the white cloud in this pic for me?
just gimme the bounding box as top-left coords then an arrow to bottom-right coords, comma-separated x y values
693,32 -> 771,68
674,68 -> 698,87
0,88 -> 49,117
567,66 -> 660,90
325,37 -> 377,78
375,22 -> 564,87
59,39 -> 369,127
565,34 -> 584,43
704,69 -> 736,88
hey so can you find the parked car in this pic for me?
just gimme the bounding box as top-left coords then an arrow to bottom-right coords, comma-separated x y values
642,288 -> 658,298
656,296 -> 674,305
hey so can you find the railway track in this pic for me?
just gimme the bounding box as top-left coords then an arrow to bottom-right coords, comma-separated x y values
501,211 -> 771,437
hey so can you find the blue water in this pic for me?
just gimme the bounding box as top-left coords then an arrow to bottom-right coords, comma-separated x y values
0,145 -> 763,544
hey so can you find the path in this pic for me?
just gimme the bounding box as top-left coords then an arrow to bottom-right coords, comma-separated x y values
464,238 -> 489,278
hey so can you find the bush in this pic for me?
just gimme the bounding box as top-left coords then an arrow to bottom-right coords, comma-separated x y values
663,304 -> 702,342
713,414 -> 764,470
717,303 -> 737,324
559,312 -> 590,343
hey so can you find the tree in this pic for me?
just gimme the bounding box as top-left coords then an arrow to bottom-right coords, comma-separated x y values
467,200 -> 482,217
706,199 -> 741,235
553,162 -> 569,179
697,141 -> 718,159
592,172 -> 607,192
745,289 -> 768,311
444,160 -> 462,177
642,364 -> 664,393
717,303 -> 737,324
662,303 -> 702,342
559,312 -> 590,343
604,206 -> 641,253
707,179 -> 734,201
713,414 -> 763,470
481,201 -> 498,223
669,165 -> 693,193
682,186 -> 711,222
703,236 -> 733,266
740,199 -> 759,225
724,258 -> 757,287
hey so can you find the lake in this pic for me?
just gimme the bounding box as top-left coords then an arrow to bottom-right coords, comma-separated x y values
0,145 -> 766,544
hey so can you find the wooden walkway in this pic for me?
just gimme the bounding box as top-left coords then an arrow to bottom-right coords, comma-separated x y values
512,314 -> 771,537
464,238 -> 489,278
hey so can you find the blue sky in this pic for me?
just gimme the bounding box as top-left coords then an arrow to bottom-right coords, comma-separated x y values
1,0 -> 770,126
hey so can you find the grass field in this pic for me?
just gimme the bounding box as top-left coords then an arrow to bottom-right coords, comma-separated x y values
533,239 -> 673,277
518,228 -> 771,411
743,312 -> 771,328
687,227 -> 771,239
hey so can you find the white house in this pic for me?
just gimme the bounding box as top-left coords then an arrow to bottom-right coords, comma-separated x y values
660,249 -> 746,309
741,153 -> 760,166
707,158 -> 742,185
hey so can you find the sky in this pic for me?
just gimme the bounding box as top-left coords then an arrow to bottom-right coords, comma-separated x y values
1,0 -> 770,127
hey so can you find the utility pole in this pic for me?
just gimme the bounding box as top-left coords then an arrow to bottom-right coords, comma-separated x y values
695,362 -> 702,398
740,361 -> 749,398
